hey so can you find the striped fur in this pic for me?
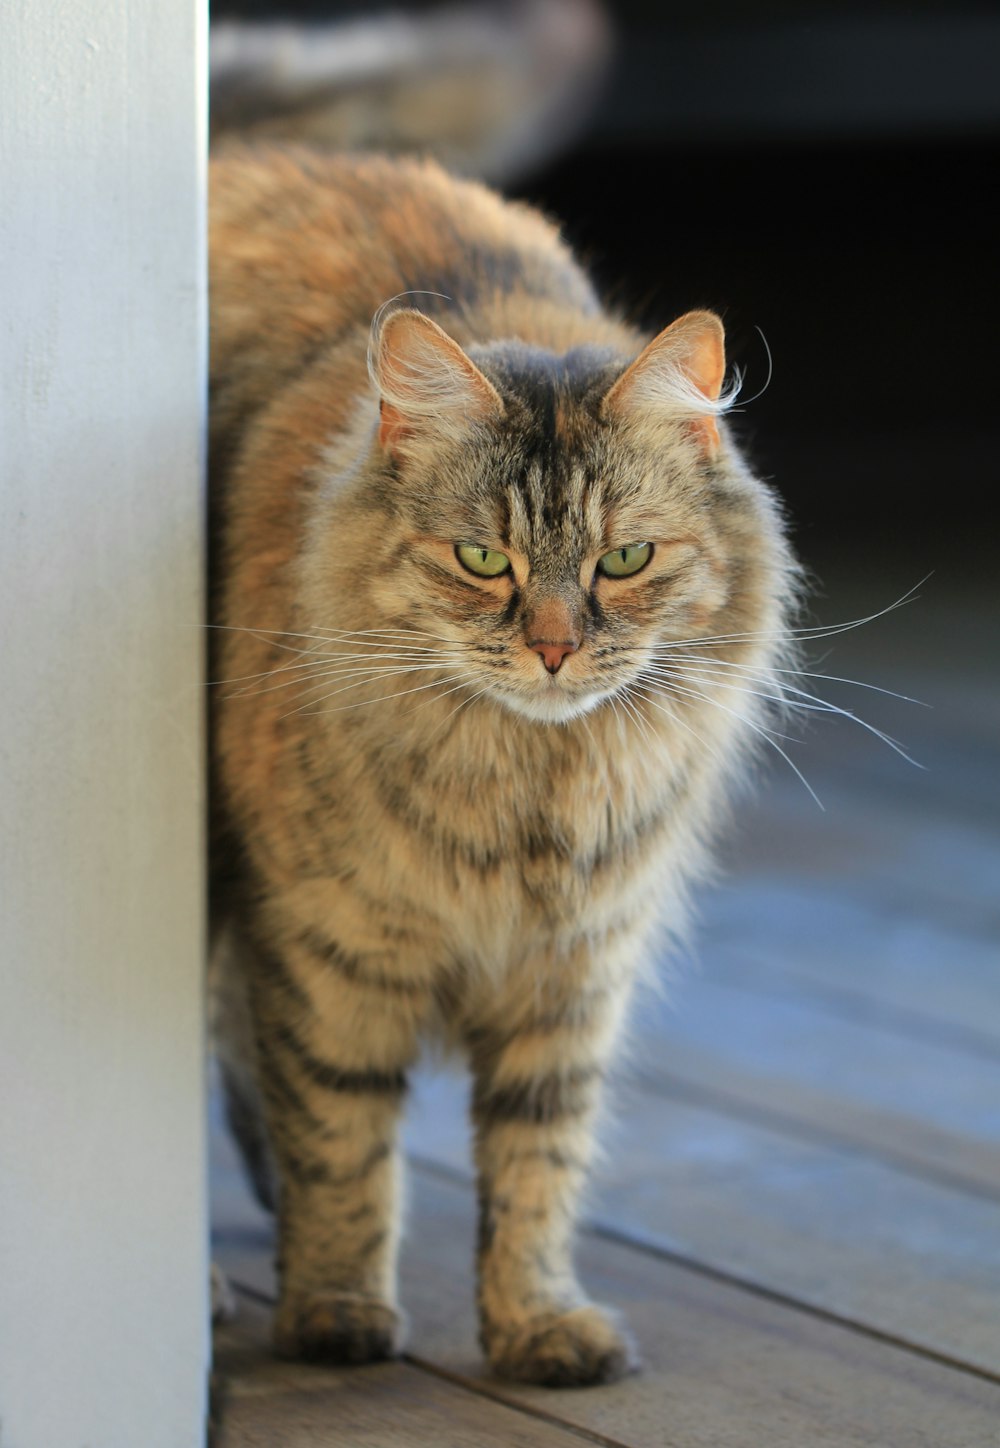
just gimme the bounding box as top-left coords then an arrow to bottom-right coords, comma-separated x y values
209,147 -> 797,1385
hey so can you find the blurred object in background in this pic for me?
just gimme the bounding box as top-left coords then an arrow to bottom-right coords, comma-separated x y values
210,0 -> 613,187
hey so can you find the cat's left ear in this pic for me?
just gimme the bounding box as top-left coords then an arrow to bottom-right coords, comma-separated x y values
600,310 -> 727,454
371,308 -> 503,458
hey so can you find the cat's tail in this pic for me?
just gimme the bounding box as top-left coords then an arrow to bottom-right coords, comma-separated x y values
209,0 -> 612,186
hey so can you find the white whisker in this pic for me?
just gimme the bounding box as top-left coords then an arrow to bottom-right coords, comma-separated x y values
636,674 -> 824,808
224,653 -> 472,701
295,671 -> 478,717
646,658 -> 922,768
641,667 -> 805,744
638,578 -> 926,657
207,621 -> 473,650
606,692 -> 629,744
628,682 -> 733,775
650,652 -> 927,707
423,679 -> 495,736
617,686 -> 654,746
275,662 -> 473,709
216,645 -> 472,687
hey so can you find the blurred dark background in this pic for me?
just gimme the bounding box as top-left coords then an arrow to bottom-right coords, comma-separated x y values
527,2 -> 999,576
212,0 -> 999,580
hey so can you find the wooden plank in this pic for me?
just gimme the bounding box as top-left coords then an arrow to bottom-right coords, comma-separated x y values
632,975 -> 1000,1196
713,696 -> 1000,948
699,896 -> 1000,1057
213,1292 -> 608,1447
746,677 -> 1000,825
717,771 -> 1000,944
709,577 -> 1000,949
216,1167 -> 1000,1448
398,1070 -> 1000,1375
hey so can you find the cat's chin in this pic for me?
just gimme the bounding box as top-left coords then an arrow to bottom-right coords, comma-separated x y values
493,685 -> 608,725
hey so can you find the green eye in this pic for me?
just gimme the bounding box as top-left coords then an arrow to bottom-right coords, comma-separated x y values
455,544 -> 511,577
597,542 -> 653,578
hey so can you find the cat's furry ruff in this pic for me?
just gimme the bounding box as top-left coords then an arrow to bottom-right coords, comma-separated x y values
209,146 -> 797,1385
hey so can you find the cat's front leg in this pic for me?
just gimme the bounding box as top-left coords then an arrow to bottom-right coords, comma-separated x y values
468,966 -> 639,1387
245,928 -> 423,1365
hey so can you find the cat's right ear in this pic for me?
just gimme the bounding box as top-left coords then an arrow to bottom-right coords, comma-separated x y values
371,309 -> 503,458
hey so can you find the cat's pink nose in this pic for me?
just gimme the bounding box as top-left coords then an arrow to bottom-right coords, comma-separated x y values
528,638 -> 579,674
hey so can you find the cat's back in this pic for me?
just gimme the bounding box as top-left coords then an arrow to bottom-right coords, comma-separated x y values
210,145 -> 588,312
210,146 -> 619,466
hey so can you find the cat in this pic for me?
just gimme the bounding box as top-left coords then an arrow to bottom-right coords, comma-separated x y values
208,143 -> 797,1386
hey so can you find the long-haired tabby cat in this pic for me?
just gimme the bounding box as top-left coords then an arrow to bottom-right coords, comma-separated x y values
209,144 -> 797,1386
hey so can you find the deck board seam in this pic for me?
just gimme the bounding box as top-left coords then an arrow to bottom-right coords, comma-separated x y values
586,1218 -> 1000,1389
633,1067 -> 1000,1205
403,1354 -> 640,1448
695,964 -> 1000,1062
221,1283 -> 643,1448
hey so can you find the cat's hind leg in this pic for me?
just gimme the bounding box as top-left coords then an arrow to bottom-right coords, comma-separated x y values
234,918 -> 426,1364
210,920 -> 278,1213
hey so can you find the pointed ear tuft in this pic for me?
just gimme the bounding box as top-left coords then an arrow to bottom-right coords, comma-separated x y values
369,309 -> 503,457
601,310 -> 732,454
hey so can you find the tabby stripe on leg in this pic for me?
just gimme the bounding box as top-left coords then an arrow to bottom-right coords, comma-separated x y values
282,1150 -> 335,1187
297,1051 -> 407,1096
269,1023 -> 408,1096
298,927 -> 432,997
251,946 -> 313,1013
256,1042 -> 327,1133
282,1140 -> 392,1192
466,990 -> 613,1065
472,1066 -> 602,1124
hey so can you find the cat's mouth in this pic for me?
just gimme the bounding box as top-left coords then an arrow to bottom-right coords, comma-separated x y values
491,673 -> 609,724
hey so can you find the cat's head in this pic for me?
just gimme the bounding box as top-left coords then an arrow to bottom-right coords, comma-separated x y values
355,307 -> 784,725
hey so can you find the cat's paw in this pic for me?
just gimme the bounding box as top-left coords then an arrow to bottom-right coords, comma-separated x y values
274,1293 -> 405,1365
486,1305 -> 639,1387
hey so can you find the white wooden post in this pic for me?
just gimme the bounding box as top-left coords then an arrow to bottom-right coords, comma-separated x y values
0,3 -> 209,1445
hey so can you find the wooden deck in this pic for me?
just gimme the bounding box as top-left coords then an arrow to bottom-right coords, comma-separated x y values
211,558 -> 1000,1446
